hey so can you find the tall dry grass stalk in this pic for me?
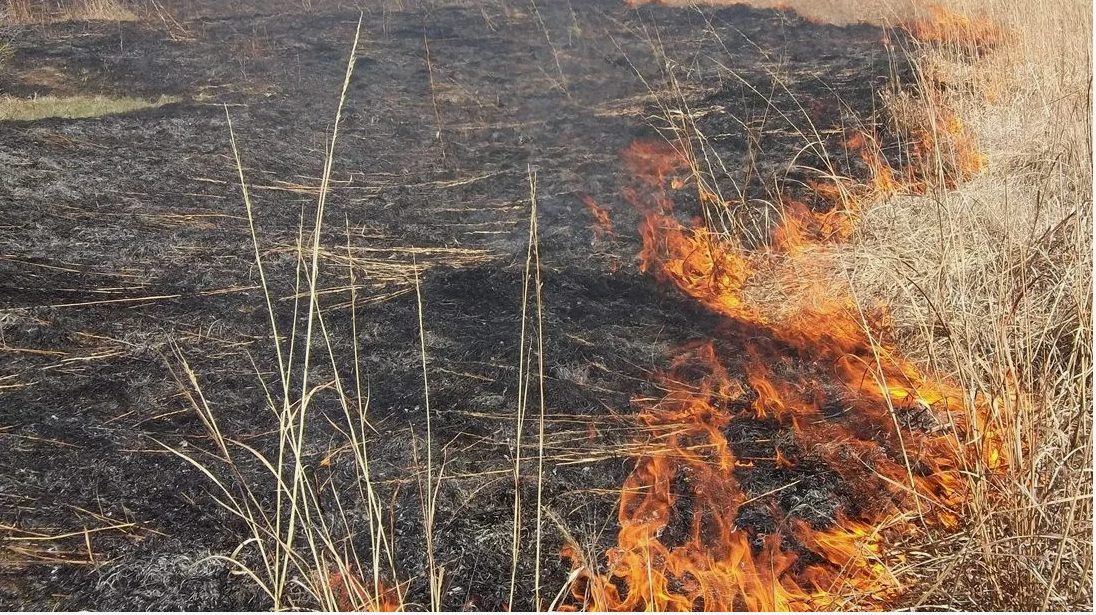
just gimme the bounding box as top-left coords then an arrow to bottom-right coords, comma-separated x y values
507,168 -> 548,610
841,0 -> 1092,609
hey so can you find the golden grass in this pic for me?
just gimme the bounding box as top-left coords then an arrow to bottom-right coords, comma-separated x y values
0,94 -> 180,121
1,0 -> 138,24
838,0 -> 1092,609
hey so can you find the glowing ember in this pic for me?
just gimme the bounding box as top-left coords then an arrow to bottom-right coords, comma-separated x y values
564,138 -> 1004,611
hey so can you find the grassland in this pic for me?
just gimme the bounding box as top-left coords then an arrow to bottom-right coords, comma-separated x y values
0,0 -> 1090,611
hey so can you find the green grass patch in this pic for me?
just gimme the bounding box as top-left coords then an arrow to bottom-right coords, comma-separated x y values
0,94 -> 180,121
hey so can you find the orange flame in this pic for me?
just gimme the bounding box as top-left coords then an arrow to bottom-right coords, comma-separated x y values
907,98 -> 987,188
626,140 -> 756,320
584,196 -> 615,240
565,137 -> 1004,611
846,131 -> 903,200
326,569 -> 402,612
905,4 -> 1012,49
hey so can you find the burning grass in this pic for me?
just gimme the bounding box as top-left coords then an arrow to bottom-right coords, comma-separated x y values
1,0 -> 1086,611
557,0 -> 1090,610
851,0 -> 1093,609
176,1 -> 1086,608
561,137 -> 1006,610
903,3 -> 1011,49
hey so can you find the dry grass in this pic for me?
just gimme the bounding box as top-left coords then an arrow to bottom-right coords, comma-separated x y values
838,0 -> 1092,609
0,94 -> 179,121
1,0 -> 138,24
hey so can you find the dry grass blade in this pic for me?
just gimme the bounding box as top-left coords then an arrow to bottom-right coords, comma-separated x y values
413,255 -> 443,612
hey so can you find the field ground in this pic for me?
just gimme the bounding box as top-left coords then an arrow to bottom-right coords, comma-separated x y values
0,0 -> 1090,611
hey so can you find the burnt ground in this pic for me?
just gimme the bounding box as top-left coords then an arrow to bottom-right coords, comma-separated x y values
1,0 -> 914,610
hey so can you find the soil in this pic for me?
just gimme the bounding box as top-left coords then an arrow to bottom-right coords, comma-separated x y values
1,0 -> 914,610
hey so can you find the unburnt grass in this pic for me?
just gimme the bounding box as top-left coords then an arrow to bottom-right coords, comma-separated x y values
1,0 -> 138,25
0,93 -> 179,121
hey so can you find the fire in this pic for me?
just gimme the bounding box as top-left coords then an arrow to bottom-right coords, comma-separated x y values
845,131 -> 903,200
766,131 -> 906,254
564,138 -> 1004,610
639,210 -> 756,320
325,569 -> 402,612
584,196 -> 615,240
625,140 -> 757,320
905,4 -> 1011,49
622,138 -> 690,187
908,98 -> 987,188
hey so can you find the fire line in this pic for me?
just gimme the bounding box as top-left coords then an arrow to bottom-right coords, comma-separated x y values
564,134 -> 1004,611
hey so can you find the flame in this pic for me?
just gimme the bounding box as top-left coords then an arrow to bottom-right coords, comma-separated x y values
625,140 -> 757,320
908,97 -> 987,188
325,569 -> 402,612
584,196 -> 615,240
639,210 -> 756,320
845,131 -> 903,200
769,131 -> 905,254
905,4 -> 1011,49
565,138 -> 1004,611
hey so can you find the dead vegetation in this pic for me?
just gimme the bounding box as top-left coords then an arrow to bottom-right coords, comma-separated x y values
1,0 -> 138,24
849,0 -> 1093,609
